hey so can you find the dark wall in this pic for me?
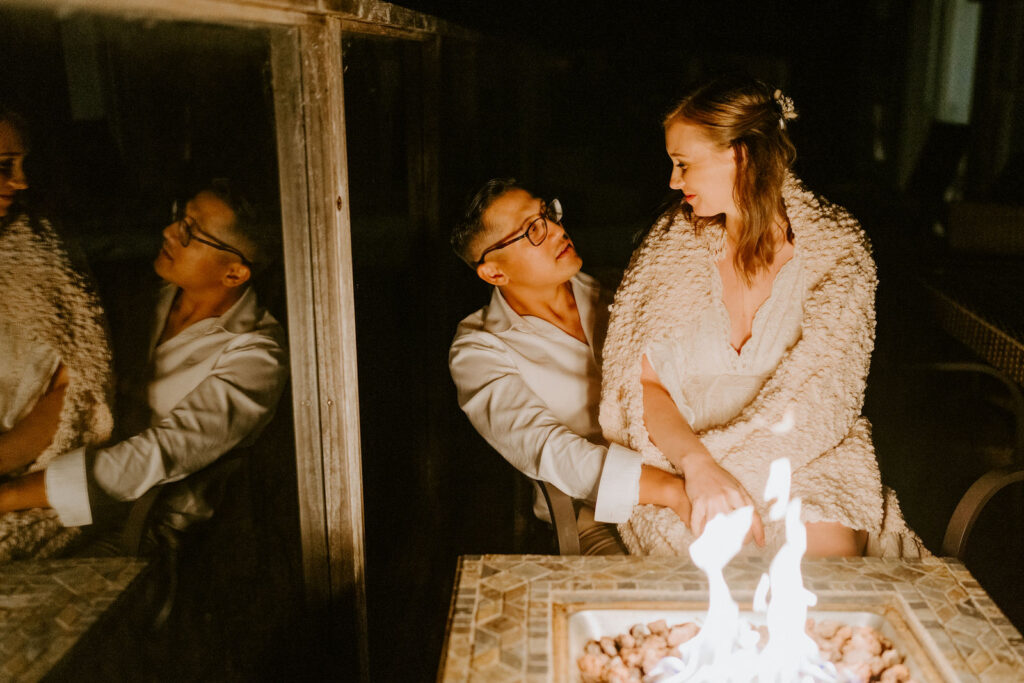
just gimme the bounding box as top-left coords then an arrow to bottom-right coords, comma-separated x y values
0,8 -> 279,261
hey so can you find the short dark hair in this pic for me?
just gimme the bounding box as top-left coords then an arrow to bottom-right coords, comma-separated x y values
451,177 -> 523,266
202,178 -> 279,274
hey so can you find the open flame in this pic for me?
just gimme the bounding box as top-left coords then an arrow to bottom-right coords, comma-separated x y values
647,458 -> 852,682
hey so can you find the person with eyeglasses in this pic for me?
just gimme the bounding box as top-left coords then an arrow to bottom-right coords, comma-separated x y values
0,179 -> 289,544
449,178 -> 691,555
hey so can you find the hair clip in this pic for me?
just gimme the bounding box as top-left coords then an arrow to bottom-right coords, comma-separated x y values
773,89 -> 798,129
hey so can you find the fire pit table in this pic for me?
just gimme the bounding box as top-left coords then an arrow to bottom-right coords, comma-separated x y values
438,554 -> 1024,682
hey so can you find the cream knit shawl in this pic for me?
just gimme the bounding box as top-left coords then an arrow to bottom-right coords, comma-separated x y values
0,214 -> 114,561
600,175 -> 926,558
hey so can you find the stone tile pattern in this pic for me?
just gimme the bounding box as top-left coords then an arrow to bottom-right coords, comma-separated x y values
439,555 -> 1024,683
0,558 -> 148,682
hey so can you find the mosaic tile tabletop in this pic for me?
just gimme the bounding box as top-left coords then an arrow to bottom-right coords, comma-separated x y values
0,558 -> 149,682
438,554 -> 1024,682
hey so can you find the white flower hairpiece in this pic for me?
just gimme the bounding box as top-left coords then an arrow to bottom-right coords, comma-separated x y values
773,89 -> 798,129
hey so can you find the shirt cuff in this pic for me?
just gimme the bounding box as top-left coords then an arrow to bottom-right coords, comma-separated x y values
592,443 -> 641,523
44,447 -> 93,527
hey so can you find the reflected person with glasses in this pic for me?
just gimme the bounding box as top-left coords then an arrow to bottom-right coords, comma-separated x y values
0,180 -> 288,547
449,179 -> 691,555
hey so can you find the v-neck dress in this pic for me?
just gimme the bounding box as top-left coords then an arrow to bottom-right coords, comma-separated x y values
647,255 -> 803,433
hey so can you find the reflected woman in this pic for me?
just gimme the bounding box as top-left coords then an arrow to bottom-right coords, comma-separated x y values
600,75 -> 926,558
0,107 -> 114,559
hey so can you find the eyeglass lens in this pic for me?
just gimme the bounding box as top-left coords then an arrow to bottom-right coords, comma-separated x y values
176,216 -> 193,247
527,199 -> 563,246
547,198 -> 563,224
525,217 -> 547,246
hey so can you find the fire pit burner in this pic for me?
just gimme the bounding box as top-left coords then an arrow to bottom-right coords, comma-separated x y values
567,606 -> 947,682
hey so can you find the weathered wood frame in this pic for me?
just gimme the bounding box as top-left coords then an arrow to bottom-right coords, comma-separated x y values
1,0 -> 460,678
270,18 -> 370,675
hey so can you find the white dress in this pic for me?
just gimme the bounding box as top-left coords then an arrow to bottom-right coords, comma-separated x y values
647,256 -> 803,434
0,319 -> 60,432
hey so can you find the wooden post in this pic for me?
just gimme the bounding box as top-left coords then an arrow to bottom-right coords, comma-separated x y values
271,18 -> 369,680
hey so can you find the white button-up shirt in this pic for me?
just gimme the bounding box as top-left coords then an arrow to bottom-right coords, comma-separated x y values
45,284 -> 288,526
449,272 -> 640,523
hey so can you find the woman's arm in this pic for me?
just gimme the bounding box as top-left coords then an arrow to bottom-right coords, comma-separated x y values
0,364 -> 69,475
638,464 -> 691,525
0,471 -> 48,512
641,355 -> 764,543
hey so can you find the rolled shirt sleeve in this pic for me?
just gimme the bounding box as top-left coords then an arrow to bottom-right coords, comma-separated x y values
49,332 -> 288,527
450,332 -> 640,521
44,447 -> 92,526
593,442 -> 641,523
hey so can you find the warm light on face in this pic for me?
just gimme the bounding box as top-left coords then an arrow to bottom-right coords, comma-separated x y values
664,120 -> 737,220
0,121 -> 29,219
476,189 -> 581,287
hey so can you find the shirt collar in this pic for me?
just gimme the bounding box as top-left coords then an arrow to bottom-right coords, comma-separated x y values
155,283 -> 261,341
480,273 -> 597,338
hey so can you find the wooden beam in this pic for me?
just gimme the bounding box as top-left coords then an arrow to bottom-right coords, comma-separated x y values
326,0 -> 475,37
270,26 -> 329,604
1,0 -> 307,26
307,16 -> 368,653
340,17 -> 430,39
1,0 -> 479,38
271,18 -> 369,679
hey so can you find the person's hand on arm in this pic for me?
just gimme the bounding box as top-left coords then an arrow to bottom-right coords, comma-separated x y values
640,354 -> 764,545
0,364 -> 69,475
638,464 -> 691,526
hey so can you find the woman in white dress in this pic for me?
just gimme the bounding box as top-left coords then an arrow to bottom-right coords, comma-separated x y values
599,75 -> 925,558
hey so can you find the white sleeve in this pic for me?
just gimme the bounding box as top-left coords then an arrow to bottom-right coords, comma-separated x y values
450,332 -> 640,521
44,447 -> 92,526
48,332 -> 288,525
593,442 -> 641,523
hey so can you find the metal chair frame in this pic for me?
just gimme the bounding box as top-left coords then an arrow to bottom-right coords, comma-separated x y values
538,480 -> 581,555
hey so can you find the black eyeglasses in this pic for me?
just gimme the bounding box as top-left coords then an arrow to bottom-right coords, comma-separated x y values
172,202 -> 253,268
476,198 -> 563,266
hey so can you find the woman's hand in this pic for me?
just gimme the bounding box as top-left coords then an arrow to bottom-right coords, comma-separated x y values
680,451 -> 765,545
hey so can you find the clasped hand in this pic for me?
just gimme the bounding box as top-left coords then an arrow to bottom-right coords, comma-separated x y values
680,452 -> 765,546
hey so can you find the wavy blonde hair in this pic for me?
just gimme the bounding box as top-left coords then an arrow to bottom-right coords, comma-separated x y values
664,75 -> 797,284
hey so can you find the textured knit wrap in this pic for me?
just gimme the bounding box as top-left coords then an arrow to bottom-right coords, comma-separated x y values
599,175 -> 927,558
0,213 -> 114,561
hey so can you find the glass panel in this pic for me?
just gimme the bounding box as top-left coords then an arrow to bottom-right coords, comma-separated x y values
0,7 -> 299,678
